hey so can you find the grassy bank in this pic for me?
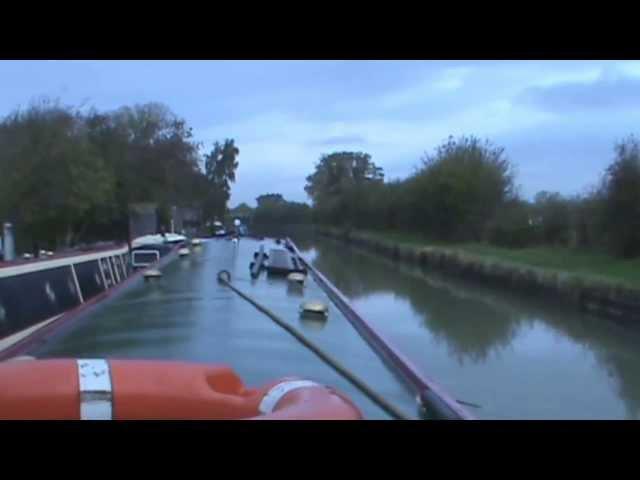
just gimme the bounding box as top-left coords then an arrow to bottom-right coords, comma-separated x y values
320,227 -> 640,320
320,227 -> 640,299
355,229 -> 640,290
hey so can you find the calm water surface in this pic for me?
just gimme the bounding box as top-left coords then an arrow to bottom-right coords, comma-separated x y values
31,232 -> 640,419
295,234 -> 640,419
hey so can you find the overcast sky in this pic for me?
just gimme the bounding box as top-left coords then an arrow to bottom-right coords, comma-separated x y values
1,60 -> 639,206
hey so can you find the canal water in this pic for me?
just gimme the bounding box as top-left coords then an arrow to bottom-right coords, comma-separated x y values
29,231 -> 640,419
31,238 -> 421,420
295,234 -> 640,420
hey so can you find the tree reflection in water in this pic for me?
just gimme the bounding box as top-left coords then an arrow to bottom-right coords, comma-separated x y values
311,239 -> 522,364
307,236 -> 640,419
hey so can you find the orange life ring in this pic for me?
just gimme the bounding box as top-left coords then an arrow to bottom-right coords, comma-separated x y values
0,359 -> 362,420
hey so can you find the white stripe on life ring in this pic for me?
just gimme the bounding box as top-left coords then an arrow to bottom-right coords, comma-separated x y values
77,359 -> 113,420
258,380 -> 319,414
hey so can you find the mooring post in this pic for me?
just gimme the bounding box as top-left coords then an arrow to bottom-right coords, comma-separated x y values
2,223 -> 16,261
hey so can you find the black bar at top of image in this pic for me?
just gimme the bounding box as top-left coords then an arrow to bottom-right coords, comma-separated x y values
0,10 -> 638,60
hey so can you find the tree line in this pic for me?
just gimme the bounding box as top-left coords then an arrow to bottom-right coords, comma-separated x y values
0,98 -> 239,251
303,136 -> 640,259
251,194 -> 312,225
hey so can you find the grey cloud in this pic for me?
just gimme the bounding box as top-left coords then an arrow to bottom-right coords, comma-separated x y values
494,117 -> 632,199
517,73 -> 640,113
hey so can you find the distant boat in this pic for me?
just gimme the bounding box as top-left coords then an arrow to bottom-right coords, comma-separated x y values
131,233 -> 187,249
212,221 -> 227,237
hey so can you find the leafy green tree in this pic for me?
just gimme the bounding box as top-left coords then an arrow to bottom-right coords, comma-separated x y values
0,98 -> 239,249
228,203 -> 254,224
572,188 -> 606,249
410,135 -> 516,241
600,136 -> 640,257
84,103 -> 205,239
256,193 -> 285,208
486,199 -> 536,247
0,99 -> 115,249
532,191 -> 571,245
305,151 -> 383,200
203,139 -> 240,221
305,151 -> 383,225
253,194 -> 311,225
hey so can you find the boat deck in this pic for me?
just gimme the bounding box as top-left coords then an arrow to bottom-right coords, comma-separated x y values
29,237 -> 419,419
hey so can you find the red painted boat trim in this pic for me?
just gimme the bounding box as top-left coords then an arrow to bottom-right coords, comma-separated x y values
286,238 -> 473,420
0,244 -> 180,361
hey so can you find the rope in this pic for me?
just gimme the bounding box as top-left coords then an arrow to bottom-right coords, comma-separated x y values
456,399 -> 482,409
284,239 -> 482,414
217,270 -> 411,420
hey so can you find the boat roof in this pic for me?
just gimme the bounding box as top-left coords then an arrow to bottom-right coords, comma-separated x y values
0,244 -> 128,274
131,233 -> 186,248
